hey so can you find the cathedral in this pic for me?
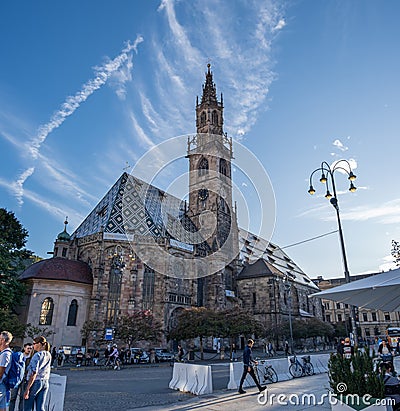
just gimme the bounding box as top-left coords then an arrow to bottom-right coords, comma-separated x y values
18,66 -> 323,350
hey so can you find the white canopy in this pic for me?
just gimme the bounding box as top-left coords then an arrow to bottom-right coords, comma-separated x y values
311,268 -> 400,312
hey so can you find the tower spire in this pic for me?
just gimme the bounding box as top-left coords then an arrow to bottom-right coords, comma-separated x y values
201,64 -> 218,105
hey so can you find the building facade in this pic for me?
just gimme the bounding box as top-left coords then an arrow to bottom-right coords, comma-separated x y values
18,66 -> 322,350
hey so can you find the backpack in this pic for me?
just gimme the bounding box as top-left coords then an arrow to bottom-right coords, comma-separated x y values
3,349 -> 25,390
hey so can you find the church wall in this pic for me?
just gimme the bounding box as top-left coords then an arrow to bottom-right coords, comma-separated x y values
23,279 -> 91,348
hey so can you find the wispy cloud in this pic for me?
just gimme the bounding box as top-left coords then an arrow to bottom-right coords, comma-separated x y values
12,168 -> 34,206
29,36 -> 144,160
333,139 -> 348,151
13,36 -> 144,205
339,199 -> 400,224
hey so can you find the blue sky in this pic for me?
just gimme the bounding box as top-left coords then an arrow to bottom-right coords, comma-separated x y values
1,0 -> 399,279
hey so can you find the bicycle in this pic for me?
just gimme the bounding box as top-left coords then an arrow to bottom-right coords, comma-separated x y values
254,360 -> 278,384
99,356 -> 122,370
289,355 -> 314,378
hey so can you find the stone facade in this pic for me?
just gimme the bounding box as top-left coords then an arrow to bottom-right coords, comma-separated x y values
19,66 -> 322,350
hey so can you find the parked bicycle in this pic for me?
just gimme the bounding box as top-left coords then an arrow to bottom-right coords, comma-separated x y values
289,355 -> 314,378
254,360 -> 278,384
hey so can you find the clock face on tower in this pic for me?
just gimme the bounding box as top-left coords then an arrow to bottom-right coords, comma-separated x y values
198,188 -> 209,201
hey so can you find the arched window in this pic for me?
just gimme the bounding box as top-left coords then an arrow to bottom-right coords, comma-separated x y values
39,297 -> 54,325
212,110 -> 218,125
142,265 -> 155,309
219,158 -> 228,176
198,157 -> 209,176
67,299 -> 78,326
200,111 -> 206,125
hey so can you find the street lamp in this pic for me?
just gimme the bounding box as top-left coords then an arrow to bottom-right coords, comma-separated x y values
284,275 -> 294,356
308,159 -> 358,344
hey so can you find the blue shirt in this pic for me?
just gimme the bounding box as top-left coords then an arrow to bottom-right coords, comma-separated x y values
243,345 -> 254,367
26,351 -> 51,381
0,349 -> 12,384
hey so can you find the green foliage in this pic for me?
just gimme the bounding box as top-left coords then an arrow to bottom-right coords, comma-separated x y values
81,320 -> 104,349
279,317 -> 335,340
328,350 -> 385,399
392,240 -> 400,267
0,209 -> 33,310
167,307 -> 262,341
0,308 -> 27,339
116,310 -> 163,346
25,324 -> 55,339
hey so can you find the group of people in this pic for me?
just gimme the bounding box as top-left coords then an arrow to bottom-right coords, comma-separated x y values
0,331 -> 52,411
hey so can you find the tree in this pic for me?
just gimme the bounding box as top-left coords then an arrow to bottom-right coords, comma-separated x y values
0,208 -> 34,335
25,324 -> 55,339
80,320 -> 104,350
116,310 -> 163,347
392,240 -> 400,267
168,307 -> 263,359
0,308 -> 26,339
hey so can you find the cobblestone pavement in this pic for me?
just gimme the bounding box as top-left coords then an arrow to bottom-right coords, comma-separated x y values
55,363 -> 219,411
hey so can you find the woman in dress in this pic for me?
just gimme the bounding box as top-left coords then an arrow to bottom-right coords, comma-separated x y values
23,336 -> 52,411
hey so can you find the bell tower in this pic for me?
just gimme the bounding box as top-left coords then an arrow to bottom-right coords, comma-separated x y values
187,64 -> 236,252
186,66 -> 239,313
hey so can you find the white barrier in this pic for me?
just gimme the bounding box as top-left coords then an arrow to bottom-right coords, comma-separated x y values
169,363 -> 213,395
227,354 -> 330,390
13,373 -> 67,411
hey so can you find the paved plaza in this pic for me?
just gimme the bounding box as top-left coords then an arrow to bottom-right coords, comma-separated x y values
55,353 -> 399,410
56,360 -> 332,410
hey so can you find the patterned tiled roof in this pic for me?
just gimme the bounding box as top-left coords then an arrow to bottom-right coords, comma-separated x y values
72,173 -> 199,244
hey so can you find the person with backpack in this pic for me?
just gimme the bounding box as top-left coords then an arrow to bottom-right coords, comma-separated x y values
23,336 -> 51,411
9,343 -> 33,411
0,330 -> 13,411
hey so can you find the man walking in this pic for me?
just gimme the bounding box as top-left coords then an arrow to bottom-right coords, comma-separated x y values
238,339 -> 266,394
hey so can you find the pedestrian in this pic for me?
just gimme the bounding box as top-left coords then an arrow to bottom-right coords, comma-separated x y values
57,349 -> 65,367
231,343 -> 237,362
92,350 -> 99,366
50,347 -> 57,368
336,338 -> 345,356
149,349 -> 156,364
23,335 -> 52,411
177,345 -> 184,362
75,349 -> 84,367
268,342 -> 274,357
0,330 -> 13,411
284,340 -> 290,356
343,337 -> 354,359
238,339 -> 266,394
9,342 -> 33,411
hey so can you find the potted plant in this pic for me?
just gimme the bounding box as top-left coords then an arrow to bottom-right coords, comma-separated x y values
328,349 -> 392,410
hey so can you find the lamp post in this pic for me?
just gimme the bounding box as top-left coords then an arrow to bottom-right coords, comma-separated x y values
308,159 -> 358,344
284,275 -> 294,356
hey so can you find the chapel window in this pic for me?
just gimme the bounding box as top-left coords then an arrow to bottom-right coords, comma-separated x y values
39,297 -> 54,325
67,299 -> 78,326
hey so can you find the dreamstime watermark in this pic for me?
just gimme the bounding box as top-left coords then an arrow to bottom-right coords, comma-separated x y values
121,134 -> 276,279
257,383 -> 396,407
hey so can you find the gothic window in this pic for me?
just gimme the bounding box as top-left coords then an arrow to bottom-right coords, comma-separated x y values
62,247 -> 67,257
219,158 -> 228,176
198,157 -> 209,176
197,277 -> 204,307
142,265 -> 155,309
106,257 -> 123,326
200,111 -> 206,125
39,297 -> 54,325
211,110 -> 218,125
67,299 -> 78,326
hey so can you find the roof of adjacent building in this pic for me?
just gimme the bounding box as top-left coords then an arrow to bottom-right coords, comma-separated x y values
19,257 -> 93,284
238,228 -> 319,290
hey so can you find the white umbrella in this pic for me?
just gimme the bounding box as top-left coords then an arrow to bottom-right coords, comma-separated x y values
311,268 -> 400,311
